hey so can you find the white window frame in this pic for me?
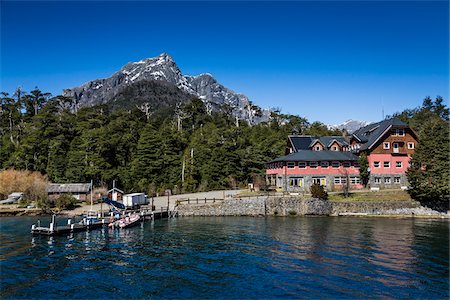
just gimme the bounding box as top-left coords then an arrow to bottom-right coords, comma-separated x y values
374,161 -> 380,168
320,161 -> 329,168
313,177 -> 326,186
384,177 -> 391,184
408,142 -> 415,149
394,177 -> 401,184
383,142 -> 390,149
350,176 -> 360,184
287,162 -> 295,169
396,161 -> 402,168
332,161 -> 340,168
290,177 -> 304,187
315,146 -> 321,151
384,161 -> 390,168
332,146 -> 338,151
298,162 -> 306,169
309,161 -> 318,168
342,162 -> 351,168
334,177 -> 341,184
374,177 -> 381,184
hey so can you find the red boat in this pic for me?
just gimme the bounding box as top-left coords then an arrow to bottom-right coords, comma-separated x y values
109,214 -> 141,228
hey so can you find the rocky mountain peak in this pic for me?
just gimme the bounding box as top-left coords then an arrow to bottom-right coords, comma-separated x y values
63,53 -> 269,124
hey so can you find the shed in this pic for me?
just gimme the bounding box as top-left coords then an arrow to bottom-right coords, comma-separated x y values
47,183 -> 92,201
107,187 -> 124,202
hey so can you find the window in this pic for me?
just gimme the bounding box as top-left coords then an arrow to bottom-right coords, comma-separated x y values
408,142 -> 415,149
393,143 -> 399,153
394,128 -> 405,136
374,161 -> 380,168
332,161 -> 340,168
290,177 -> 304,187
341,177 -> 347,184
374,177 -> 381,184
384,161 -> 390,168
353,162 -> 360,168
384,177 -> 391,184
343,162 -> 351,168
350,177 -> 360,184
315,146 -> 321,151
394,177 -> 401,184
332,146 -> 338,151
396,161 -> 402,168
321,162 -> 329,168
313,177 -> 326,185
383,142 -> 390,149
298,162 -> 306,169
334,177 -> 341,184
309,161 -> 318,168
287,162 -> 295,169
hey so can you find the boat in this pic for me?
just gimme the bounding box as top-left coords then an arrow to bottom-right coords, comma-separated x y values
109,213 -> 141,228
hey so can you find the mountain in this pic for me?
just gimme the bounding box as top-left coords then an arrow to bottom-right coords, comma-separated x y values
63,53 -> 268,123
328,119 -> 370,133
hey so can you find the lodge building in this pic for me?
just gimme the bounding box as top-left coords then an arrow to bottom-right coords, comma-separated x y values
266,118 -> 418,192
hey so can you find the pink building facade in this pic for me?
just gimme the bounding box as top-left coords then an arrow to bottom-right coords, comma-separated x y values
266,118 -> 418,191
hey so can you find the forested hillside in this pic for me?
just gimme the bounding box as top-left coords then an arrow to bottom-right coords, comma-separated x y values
0,87 -> 343,194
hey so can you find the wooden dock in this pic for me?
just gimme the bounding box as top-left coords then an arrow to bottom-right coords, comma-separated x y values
31,207 -> 176,236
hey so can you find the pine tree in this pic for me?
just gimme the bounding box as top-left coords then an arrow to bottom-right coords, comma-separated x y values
358,153 -> 370,187
407,117 -> 449,211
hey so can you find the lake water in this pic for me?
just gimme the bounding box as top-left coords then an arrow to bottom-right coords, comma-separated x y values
0,216 -> 448,299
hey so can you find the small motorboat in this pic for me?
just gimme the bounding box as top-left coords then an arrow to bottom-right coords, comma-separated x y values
110,213 -> 141,228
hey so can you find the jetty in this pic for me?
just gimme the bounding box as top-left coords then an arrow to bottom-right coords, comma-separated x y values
31,206 -> 176,236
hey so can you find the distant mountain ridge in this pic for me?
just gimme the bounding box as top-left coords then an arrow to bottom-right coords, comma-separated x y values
328,119 -> 370,133
64,53 -> 269,123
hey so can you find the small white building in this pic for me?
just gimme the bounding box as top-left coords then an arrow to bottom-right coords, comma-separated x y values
107,187 -> 124,202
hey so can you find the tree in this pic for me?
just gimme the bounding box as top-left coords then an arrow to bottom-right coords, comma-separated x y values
406,117 -> 449,211
358,153 -> 370,187
310,183 -> 328,200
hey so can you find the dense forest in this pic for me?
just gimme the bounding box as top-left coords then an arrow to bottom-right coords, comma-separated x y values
0,87 -> 343,195
388,96 -> 449,211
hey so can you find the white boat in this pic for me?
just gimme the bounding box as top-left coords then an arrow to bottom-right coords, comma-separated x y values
109,213 -> 141,228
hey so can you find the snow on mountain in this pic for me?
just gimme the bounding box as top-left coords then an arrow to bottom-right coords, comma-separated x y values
328,119 -> 371,133
63,53 -> 268,123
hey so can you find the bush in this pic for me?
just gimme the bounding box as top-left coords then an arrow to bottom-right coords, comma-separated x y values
55,194 -> 77,210
0,169 -> 48,203
310,183 -> 328,200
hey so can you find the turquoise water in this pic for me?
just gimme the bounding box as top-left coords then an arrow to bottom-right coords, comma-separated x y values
0,216 -> 448,299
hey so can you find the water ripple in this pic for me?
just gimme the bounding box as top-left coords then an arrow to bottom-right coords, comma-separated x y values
0,216 -> 448,299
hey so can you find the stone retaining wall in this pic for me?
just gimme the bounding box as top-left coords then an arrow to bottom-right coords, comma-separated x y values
331,200 -> 420,215
175,196 -> 421,217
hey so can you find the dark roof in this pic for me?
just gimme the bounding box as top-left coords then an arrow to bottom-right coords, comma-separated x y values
269,150 -> 359,163
352,118 -> 409,151
289,136 -> 349,151
47,183 -> 92,193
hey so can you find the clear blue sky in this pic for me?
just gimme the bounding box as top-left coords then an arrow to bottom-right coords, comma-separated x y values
1,1 -> 448,124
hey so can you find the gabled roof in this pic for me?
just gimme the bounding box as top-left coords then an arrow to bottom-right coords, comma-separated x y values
107,187 -> 124,194
269,150 -> 358,163
47,183 -> 92,193
309,139 -> 324,148
289,135 -> 349,151
353,118 -> 410,151
327,139 -> 343,147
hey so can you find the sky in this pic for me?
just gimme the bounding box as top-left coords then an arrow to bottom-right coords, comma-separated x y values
1,1 -> 449,124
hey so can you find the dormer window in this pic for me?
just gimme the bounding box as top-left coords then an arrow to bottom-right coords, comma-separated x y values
393,128 -> 405,136
315,146 -> 321,151
383,142 -> 390,149
408,142 -> 415,149
332,146 -> 338,151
